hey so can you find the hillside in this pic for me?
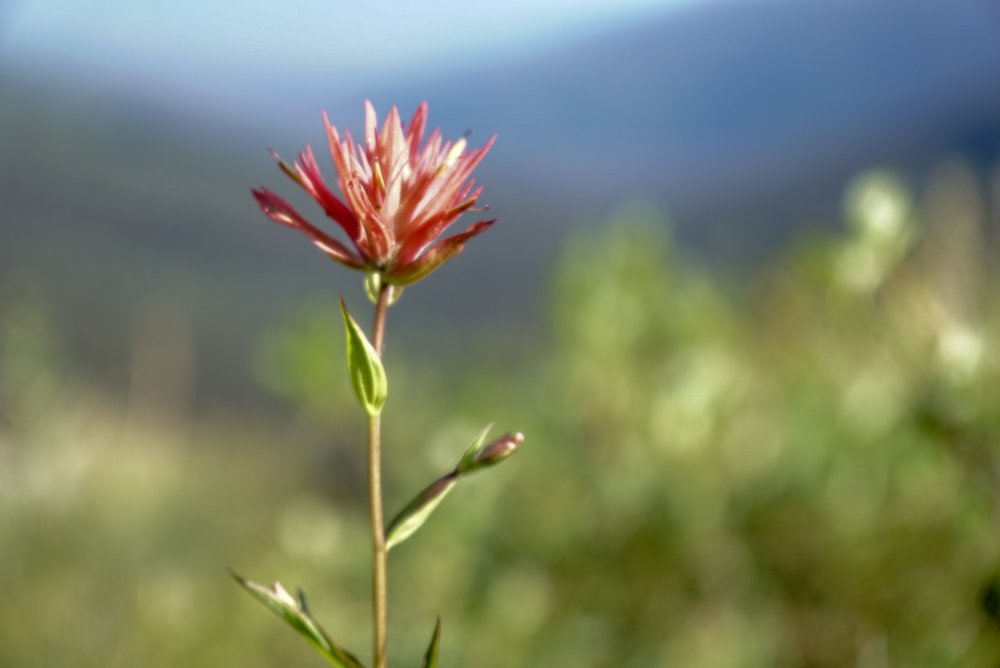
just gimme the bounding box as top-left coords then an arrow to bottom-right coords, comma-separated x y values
2,0 -> 999,409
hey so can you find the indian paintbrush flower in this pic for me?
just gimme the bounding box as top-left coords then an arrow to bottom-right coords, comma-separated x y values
252,101 -> 496,286
239,100 -> 521,668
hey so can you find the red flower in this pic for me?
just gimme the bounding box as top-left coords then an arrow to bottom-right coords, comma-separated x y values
252,101 -> 496,285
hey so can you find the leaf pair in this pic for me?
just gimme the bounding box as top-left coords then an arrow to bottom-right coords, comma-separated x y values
230,571 -> 364,668
385,425 -> 525,551
232,570 -> 442,668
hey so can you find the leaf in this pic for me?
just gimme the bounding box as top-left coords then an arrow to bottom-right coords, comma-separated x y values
230,571 -> 366,668
340,297 -> 387,416
387,427 -> 525,551
385,473 -> 459,551
456,423 -> 494,475
420,617 -> 442,668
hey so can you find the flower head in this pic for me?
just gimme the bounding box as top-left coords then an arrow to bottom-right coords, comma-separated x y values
252,101 -> 496,286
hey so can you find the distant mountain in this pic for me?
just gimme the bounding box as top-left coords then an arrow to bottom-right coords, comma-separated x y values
368,0 -> 1000,248
2,0 -> 999,410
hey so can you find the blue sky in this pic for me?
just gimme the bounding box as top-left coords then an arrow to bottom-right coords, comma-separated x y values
3,0 -> 683,83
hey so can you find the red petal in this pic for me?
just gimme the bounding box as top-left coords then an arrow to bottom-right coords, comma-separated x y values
406,101 -> 429,162
410,135 -> 495,228
385,219 -> 495,285
395,190 -> 482,267
342,178 -> 393,260
252,188 -> 365,269
294,145 -> 362,243
364,100 -> 378,154
326,113 -> 384,260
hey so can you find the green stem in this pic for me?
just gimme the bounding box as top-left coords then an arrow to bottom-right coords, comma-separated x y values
369,282 -> 393,668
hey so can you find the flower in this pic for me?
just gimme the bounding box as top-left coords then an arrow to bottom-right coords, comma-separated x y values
252,101 -> 496,286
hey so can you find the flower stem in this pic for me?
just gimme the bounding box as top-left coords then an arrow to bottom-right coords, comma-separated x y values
369,282 -> 393,668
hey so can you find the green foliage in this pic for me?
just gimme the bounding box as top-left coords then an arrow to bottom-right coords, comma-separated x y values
386,426 -> 523,551
231,573 -> 365,668
420,618 -> 441,668
2,167 -> 1000,667
386,473 -> 460,552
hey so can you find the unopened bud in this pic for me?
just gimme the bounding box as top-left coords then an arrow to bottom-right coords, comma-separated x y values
470,432 -> 524,470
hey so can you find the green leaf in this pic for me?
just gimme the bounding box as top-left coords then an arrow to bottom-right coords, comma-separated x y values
456,423 -> 494,475
387,427 -> 525,551
340,297 -> 387,417
385,473 -> 459,551
230,571 -> 366,668
420,617 -> 442,668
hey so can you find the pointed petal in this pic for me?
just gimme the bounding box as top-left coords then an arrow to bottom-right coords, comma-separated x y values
395,191 -> 482,267
252,188 -> 365,269
378,107 -> 409,215
379,106 -> 406,162
416,129 -> 443,173
293,145 -> 362,243
364,100 -> 378,154
325,112 -> 355,190
411,135 -> 495,226
385,220 -> 495,285
407,101 -> 429,162
342,178 -> 393,259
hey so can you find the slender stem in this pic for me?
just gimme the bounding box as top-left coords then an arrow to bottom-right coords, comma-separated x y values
369,282 -> 393,668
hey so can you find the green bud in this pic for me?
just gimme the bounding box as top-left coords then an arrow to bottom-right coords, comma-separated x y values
365,272 -> 404,305
472,432 -> 524,469
458,431 -> 525,475
364,271 -> 382,304
340,297 -> 387,417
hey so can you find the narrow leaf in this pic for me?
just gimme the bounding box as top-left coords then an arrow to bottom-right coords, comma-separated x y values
340,297 -> 387,416
386,473 -> 459,551
456,423 -> 494,475
230,571 -> 366,668
420,617 -> 442,668
387,428 -> 525,551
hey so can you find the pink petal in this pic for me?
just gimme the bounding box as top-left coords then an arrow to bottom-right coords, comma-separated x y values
379,106 -> 406,161
252,188 -> 365,268
411,135 -> 495,227
385,219 -> 495,285
342,178 -> 393,260
395,190 -> 482,266
293,145 -> 362,243
406,102 -> 428,162
364,100 -> 378,154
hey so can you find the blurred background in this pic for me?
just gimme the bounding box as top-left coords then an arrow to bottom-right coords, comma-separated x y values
3,0 -> 1000,665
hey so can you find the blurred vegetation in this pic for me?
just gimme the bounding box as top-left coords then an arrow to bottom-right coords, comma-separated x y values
2,162 -> 1000,667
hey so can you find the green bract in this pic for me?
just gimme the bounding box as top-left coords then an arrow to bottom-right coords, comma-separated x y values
340,297 -> 387,417
230,571 -> 365,668
385,473 -> 459,551
420,618 -> 441,668
386,425 -> 524,551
